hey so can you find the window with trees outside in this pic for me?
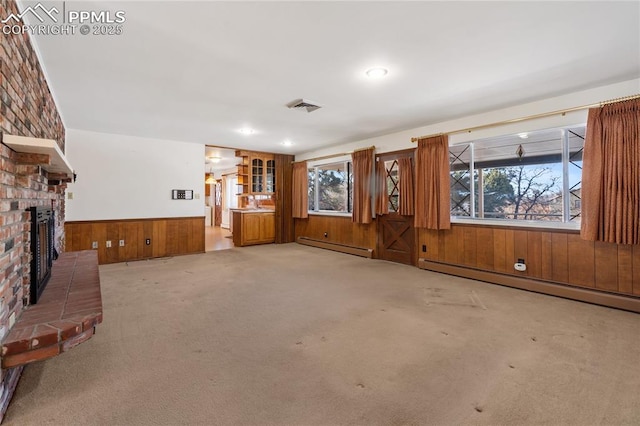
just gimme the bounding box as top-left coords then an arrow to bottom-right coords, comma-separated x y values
308,160 -> 352,213
450,125 -> 584,224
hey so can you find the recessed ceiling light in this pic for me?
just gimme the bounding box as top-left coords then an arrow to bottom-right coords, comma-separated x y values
365,67 -> 388,78
518,133 -> 529,139
281,140 -> 293,146
239,128 -> 254,135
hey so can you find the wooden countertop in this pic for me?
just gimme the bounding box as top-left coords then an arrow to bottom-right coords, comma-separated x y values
231,209 -> 275,214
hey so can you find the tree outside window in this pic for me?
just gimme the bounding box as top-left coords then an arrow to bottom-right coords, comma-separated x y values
308,161 -> 352,213
450,126 -> 584,223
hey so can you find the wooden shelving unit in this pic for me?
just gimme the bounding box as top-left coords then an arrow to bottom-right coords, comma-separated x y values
234,150 -> 276,208
235,154 -> 250,205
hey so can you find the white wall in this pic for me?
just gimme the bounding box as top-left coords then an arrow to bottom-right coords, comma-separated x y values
65,129 -> 204,221
62,79 -> 638,221
296,79 -> 640,160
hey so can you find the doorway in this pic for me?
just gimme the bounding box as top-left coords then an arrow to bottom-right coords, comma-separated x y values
221,174 -> 238,229
205,147 -> 238,252
377,150 -> 416,266
203,147 -> 295,250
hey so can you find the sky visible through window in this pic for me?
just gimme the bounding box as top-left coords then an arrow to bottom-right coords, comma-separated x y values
451,125 -> 584,222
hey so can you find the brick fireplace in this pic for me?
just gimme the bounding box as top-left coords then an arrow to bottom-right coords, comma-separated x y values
27,206 -> 55,305
0,0 -> 67,420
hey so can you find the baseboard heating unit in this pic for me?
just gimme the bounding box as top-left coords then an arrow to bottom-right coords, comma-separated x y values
297,237 -> 373,258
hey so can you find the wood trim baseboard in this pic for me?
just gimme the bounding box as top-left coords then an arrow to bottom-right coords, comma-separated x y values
65,216 -> 205,225
418,259 -> 640,313
297,237 -> 373,258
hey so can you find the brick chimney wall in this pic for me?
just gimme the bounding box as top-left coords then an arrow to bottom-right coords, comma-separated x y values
0,0 -> 66,420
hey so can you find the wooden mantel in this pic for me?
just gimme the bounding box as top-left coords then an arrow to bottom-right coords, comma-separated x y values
1,134 -> 74,177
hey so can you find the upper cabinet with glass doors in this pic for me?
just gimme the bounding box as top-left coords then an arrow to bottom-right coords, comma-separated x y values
265,159 -> 275,193
252,157 -> 264,192
236,150 -> 276,195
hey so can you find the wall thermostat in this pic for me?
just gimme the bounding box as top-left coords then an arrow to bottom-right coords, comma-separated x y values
172,189 -> 193,200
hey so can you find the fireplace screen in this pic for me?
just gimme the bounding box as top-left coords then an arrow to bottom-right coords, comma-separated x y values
29,206 -> 55,304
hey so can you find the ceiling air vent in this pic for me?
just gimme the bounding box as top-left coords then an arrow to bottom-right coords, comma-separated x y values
286,98 -> 322,113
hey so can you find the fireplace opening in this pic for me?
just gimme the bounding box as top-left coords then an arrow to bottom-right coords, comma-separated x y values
29,206 -> 56,304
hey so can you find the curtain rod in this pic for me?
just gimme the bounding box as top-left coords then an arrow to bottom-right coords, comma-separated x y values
410,93 -> 640,143
292,145 -> 376,164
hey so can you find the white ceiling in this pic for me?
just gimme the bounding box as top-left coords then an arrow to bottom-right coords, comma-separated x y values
22,1 -> 640,155
471,126 -> 585,163
204,146 -> 238,174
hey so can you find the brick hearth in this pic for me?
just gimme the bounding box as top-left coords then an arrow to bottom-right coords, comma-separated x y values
1,251 -> 102,368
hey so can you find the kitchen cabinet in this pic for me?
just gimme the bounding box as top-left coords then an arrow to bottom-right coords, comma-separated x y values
232,210 -> 275,247
235,150 -> 275,201
251,157 -> 275,193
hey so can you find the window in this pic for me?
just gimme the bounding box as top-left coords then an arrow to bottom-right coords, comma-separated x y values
450,126 -> 584,223
385,160 -> 399,212
308,160 -> 352,213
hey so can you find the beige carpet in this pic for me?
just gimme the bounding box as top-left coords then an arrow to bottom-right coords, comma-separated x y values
4,243 -> 640,425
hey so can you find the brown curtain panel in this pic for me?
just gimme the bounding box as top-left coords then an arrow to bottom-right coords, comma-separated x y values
375,159 -> 389,215
398,157 -> 415,216
292,161 -> 309,219
352,148 -> 374,224
414,135 -> 451,229
581,98 -> 640,244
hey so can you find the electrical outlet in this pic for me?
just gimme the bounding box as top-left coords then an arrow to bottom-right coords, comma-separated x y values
119,240 -> 125,247
422,244 -> 427,252
92,241 -> 98,249
67,192 -> 74,200
145,238 -> 151,245
106,240 -> 112,248
195,193 -> 200,199
514,263 -> 527,272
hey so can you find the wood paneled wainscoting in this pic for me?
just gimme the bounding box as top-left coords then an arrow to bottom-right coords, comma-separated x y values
295,215 -> 377,257
419,223 -> 640,312
65,217 -> 205,264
